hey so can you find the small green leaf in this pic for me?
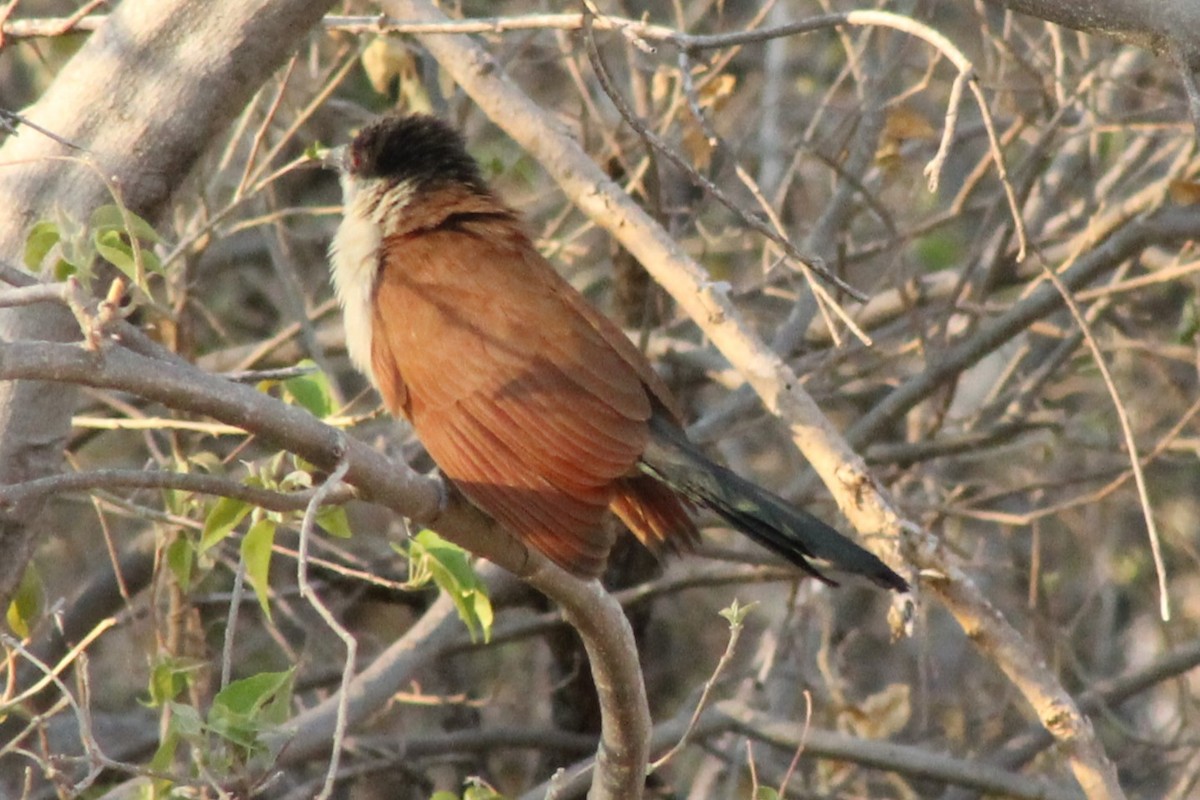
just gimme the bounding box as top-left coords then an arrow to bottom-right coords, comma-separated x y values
90,203 -> 161,243
167,701 -> 205,739
5,563 -> 43,638
91,204 -> 163,283
316,505 -> 353,539
148,727 -> 179,773
414,529 -> 476,585
52,259 -> 78,282
463,788 -> 504,800
410,530 -> 492,643
462,777 -> 506,799
188,451 -> 222,473
283,363 -> 332,418
241,518 -> 277,621
279,469 -> 313,492
718,598 -> 757,629
212,669 -> 294,718
209,669 -> 295,751
23,220 -> 60,270
754,788 -> 780,800
429,793 -> 460,800
146,655 -> 202,707
55,208 -> 94,273
470,589 -> 494,637
94,229 -> 136,277
1176,294 -> 1199,343
165,534 -> 195,590
200,497 -> 252,552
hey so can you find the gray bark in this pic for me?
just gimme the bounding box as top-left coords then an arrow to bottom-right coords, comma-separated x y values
983,0 -> 1200,56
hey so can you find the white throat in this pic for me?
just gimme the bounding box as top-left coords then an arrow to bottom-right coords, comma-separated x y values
328,175 -> 411,384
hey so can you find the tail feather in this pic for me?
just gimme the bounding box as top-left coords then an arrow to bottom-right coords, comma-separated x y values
641,413 -> 908,592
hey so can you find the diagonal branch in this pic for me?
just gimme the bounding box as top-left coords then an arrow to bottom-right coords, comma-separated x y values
0,334 -> 648,799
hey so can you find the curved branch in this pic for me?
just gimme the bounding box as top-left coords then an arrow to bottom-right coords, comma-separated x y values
0,335 -> 649,797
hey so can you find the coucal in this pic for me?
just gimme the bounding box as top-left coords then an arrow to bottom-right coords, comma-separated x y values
328,113 -> 906,592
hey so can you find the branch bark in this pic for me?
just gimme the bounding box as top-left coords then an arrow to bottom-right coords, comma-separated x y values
981,0 -> 1200,55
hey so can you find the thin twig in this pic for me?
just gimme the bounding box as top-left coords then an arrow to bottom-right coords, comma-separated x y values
777,690 -> 812,799
1041,257 -> 1168,620
648,603 -> 751,772
581,9 -> 868,305
222,558 -> 247,689
296,444 -> 354,800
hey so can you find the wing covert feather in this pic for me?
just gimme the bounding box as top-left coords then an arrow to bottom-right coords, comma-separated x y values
369,209 -> 658,571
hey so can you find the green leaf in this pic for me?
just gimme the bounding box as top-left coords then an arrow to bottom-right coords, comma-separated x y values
23,220 -> 60,271
283,363 -> 332,418
5,563 -> 43,638
209,669 -> 295,751
429,793 -> 460,800
241,518 -> 277,621
316,505 -> 353,539
165,534 -> 195,590
200,497 -> 252,552
94,228 -> 136,277
54,207 -> 94,274
90,203 -> 161,243
146,655 -> 202,707
279,469 -> 313,492
148,726 -> 179,774
718,598 -> 757,629
91,204 -> 164,283
167,701 -> 205,739
469,588 -> 494,637
462,778 -> 506,799
1176,294 -> 1199,343
414,529 -> 475,585
52,258 -> 78,282
409,530 -> 492,643
754,788 -> 780,800
213,669 -> 294,718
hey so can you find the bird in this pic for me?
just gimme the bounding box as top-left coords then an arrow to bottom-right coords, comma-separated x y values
327,112 -> 907,592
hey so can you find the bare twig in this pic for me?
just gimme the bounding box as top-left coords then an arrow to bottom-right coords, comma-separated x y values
649,602 -> 751,772
1036,257 -> 1170,620
581,10 -> 869,306
297,448 -> 353,800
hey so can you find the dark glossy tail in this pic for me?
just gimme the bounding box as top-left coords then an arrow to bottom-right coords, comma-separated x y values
640,413 -> 908,592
